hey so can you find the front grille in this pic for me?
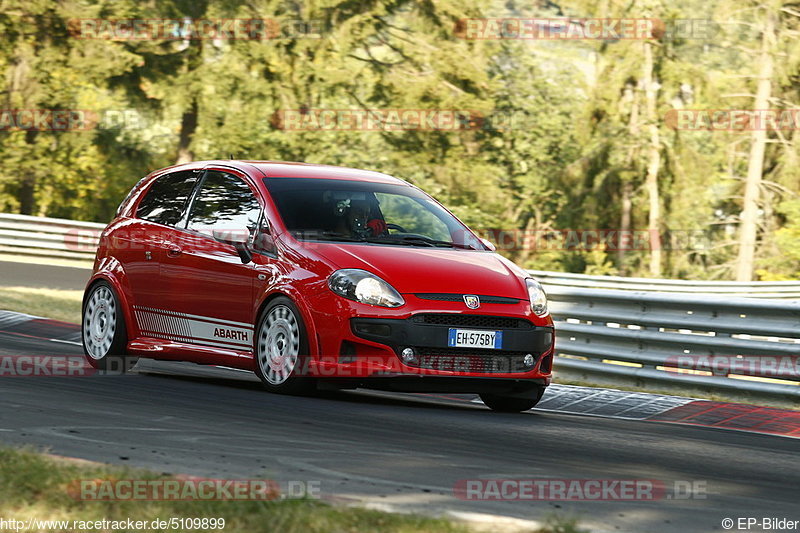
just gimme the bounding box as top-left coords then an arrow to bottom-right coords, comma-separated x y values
412,314 -> 532,330
415,293 -> 520,305
405,347 -> 533,374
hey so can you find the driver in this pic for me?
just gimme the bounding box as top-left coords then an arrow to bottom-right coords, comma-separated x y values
334,197 -> 387,238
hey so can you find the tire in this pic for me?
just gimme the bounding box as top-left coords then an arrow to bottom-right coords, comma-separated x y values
82,281 -> 137,373
480,386 -> 545,413
253,296 -> 315,395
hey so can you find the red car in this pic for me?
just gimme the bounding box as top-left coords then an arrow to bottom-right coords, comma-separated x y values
81,161 -> 554,412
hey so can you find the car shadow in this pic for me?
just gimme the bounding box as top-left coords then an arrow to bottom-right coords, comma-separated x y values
133,359 -> 488,413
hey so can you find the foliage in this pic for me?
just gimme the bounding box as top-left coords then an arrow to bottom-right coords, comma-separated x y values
0,0 -> 797,279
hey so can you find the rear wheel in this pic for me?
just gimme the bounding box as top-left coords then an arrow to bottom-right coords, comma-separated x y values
82,281 -> 137,372
253,297 -> 315,395
480,387 -> 545,413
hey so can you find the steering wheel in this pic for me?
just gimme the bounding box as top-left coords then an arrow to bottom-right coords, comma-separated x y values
386,223 -> 409,233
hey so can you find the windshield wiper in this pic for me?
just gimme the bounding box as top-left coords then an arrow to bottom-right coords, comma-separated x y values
397,235 -> 478,249
368,235 -> 475,249
296,231 -> 476,249
296,231 -> 362,242
363,236 -> 436,247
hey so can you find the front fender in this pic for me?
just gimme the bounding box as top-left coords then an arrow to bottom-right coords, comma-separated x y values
85,256 -> 138,340
255,283 -> 325,357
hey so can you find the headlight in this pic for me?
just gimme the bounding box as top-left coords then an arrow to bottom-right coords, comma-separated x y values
526,278 -> 548,317
328,269 -> 405,308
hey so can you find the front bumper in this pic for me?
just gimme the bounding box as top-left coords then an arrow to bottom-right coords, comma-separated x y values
305,293 -> 555,382
350,315 -> 553,374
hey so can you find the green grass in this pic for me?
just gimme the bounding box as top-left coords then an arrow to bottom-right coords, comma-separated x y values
0,286 -> 82,323
0,447 -> 587,533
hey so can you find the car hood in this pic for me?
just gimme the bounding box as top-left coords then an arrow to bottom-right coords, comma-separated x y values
308,242 -> 529,297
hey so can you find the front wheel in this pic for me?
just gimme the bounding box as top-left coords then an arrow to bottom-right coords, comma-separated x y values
480,387 -> 545,413
253,297 -> 315,395
82,281 -> 137,372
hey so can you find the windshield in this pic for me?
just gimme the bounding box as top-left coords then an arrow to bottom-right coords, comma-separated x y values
263,177 -> 484,249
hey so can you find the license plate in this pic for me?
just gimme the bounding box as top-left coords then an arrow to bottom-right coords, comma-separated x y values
447,329 -> 503,349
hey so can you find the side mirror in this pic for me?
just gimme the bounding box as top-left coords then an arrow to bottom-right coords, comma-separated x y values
252,218 -> 276,254
480,238 -> 497,252
212,225 -> 250,245
212,224 -> 252,264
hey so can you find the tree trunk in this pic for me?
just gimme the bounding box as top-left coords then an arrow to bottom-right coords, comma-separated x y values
735,10 -> 775,281
176,99 -> 198,164
620,80 -> 640,275
618,181 -> 633,274
18,177 -> 35,215
643,41 -> 662,277
18,130 -> 39,215
175,38 -> 203,165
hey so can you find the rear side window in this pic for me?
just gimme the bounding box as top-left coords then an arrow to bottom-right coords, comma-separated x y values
136,171 -> 198,226
186,171 -> 261,233
116,175 -> 147,217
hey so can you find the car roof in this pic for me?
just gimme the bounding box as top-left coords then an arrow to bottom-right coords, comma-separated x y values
163,160 -> 410,186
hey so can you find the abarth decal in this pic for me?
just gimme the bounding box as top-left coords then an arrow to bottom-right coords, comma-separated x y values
133,305 -> 253,350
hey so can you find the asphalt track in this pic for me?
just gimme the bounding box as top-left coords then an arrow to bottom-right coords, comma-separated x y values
0,315 -> 798,533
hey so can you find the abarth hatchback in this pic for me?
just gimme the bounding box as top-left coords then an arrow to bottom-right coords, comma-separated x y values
82,161 -> 554,412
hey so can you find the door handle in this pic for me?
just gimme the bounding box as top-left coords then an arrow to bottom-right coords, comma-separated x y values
167,247 -> 182,257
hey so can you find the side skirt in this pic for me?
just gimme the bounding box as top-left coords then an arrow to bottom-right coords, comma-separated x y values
127,337 -> 254,371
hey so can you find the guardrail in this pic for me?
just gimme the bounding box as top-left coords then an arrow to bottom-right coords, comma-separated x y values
548,286 -> 800,398
537,270 -> 800,398
0,213 -> 103,261
530,270 -> 800,299
2,213 -> 799,398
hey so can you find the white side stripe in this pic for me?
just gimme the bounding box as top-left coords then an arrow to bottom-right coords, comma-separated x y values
133,305 -> 252,328
133,306 -> 253,350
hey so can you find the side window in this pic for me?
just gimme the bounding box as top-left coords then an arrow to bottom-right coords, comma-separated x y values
116,175 -> 147,217
186,171 -> 261,234
136,171 -> 198,226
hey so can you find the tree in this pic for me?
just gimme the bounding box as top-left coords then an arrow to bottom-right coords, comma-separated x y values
735,3 -> 775,281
